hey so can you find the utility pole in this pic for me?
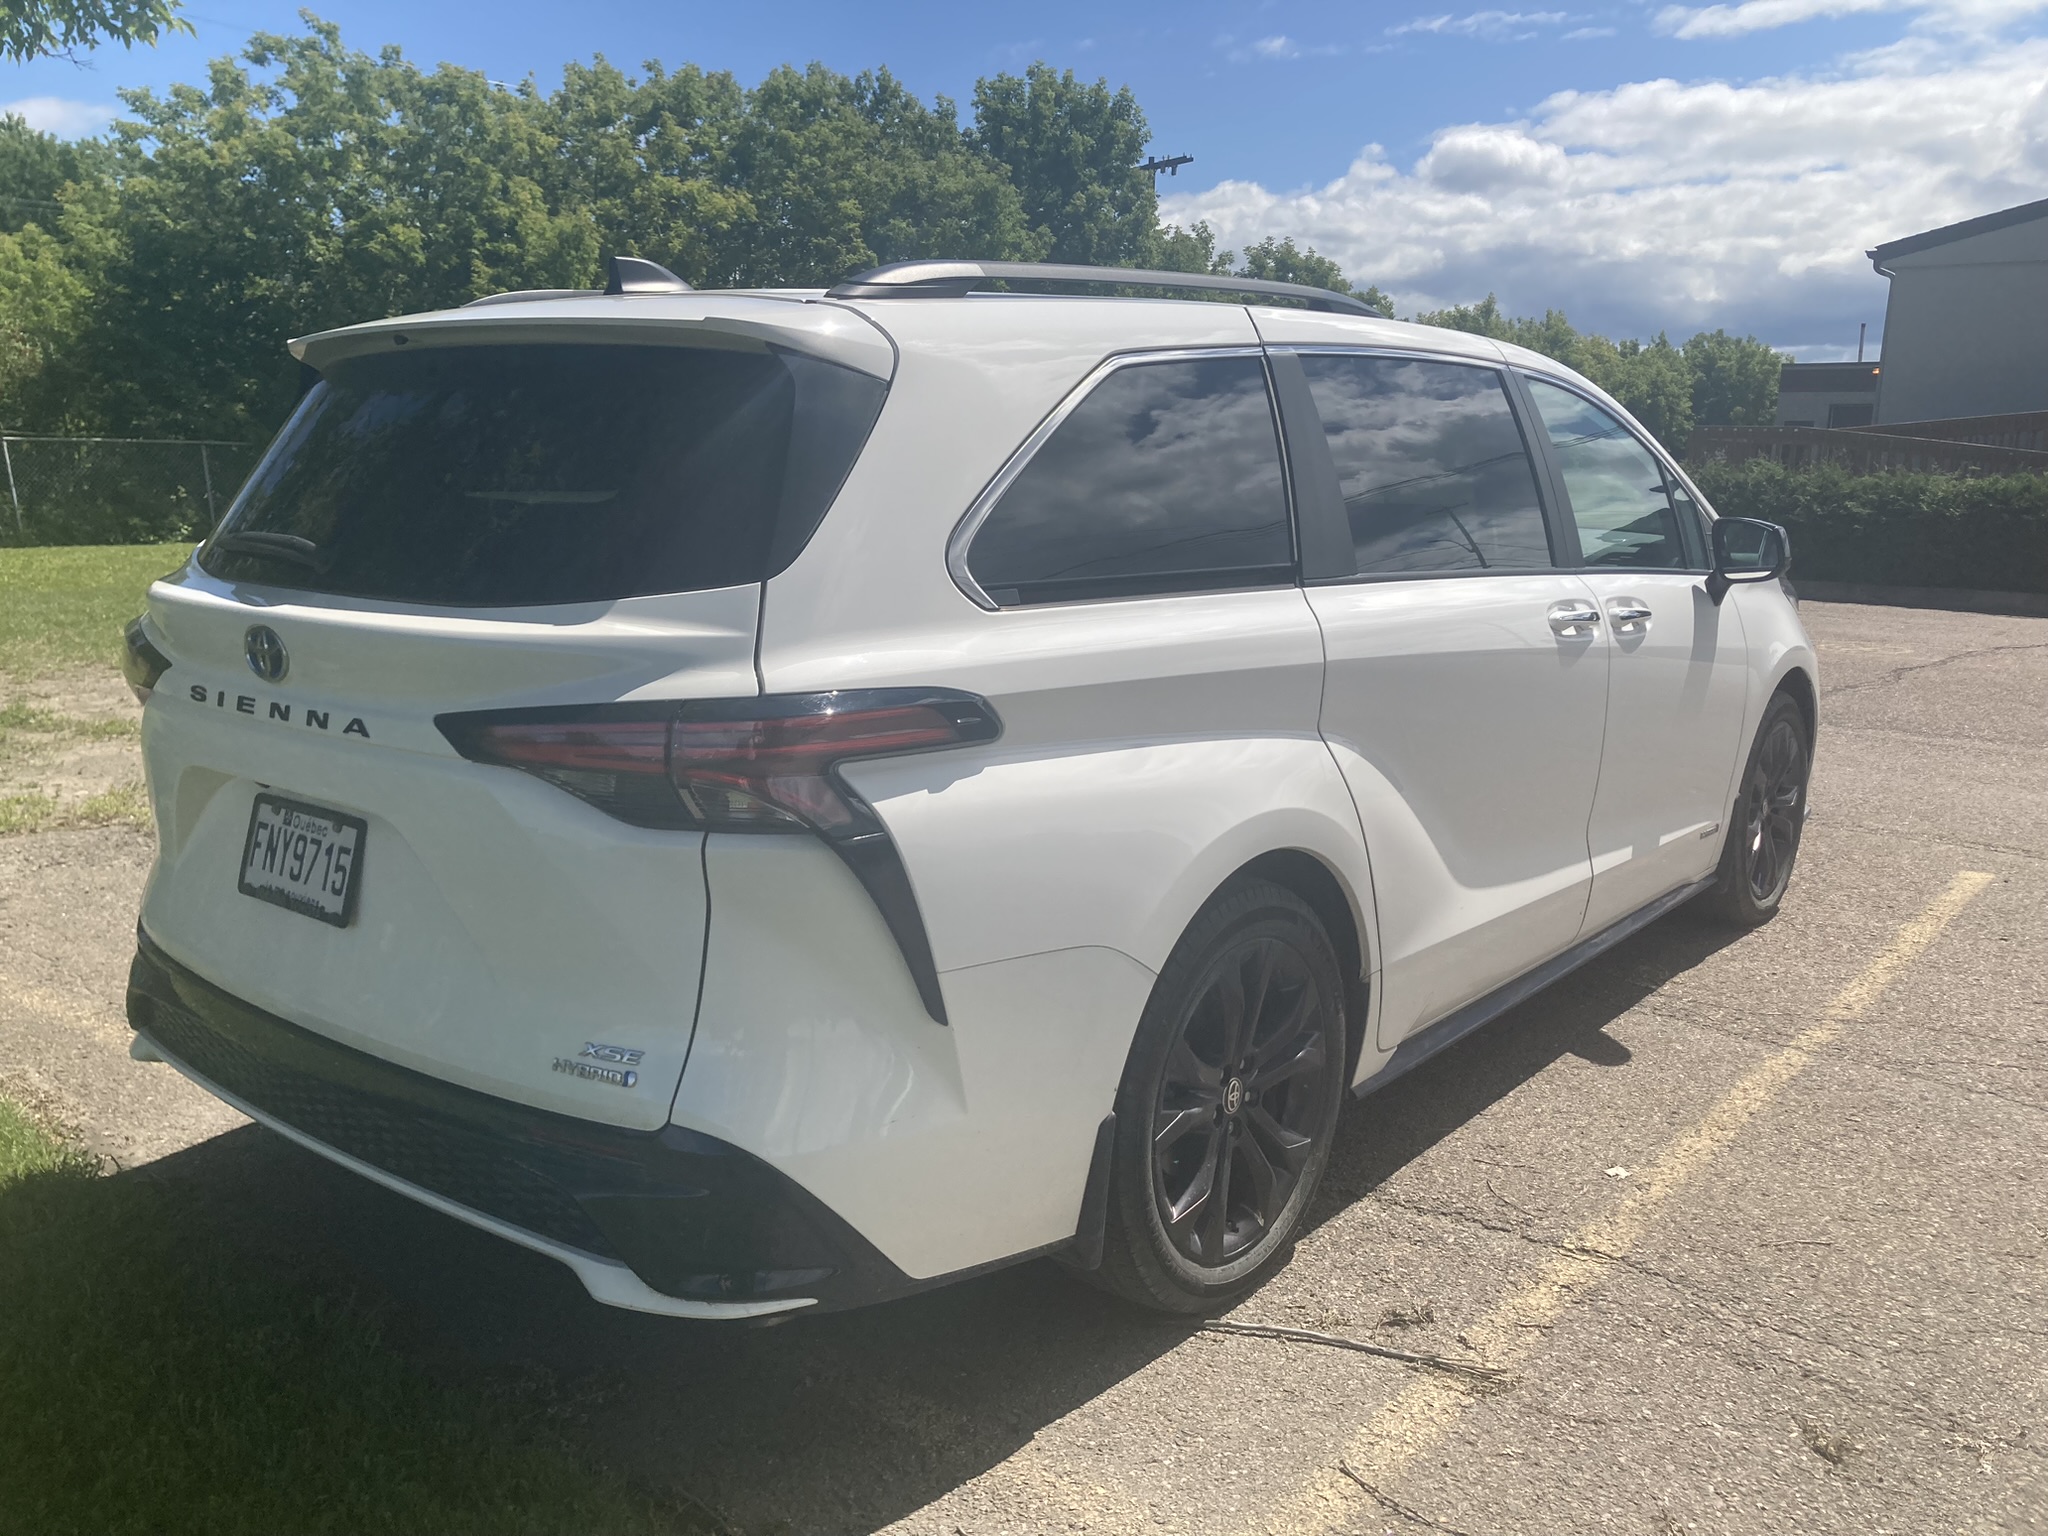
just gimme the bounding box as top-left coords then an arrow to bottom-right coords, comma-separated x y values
1138,155 -> 1194,178
1858,322 -> 1867,363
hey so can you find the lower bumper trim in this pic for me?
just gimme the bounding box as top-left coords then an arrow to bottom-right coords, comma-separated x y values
126,930 -> 917,1314
142,1030 -> 811,1320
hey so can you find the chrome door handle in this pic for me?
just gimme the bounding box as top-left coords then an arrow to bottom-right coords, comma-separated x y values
1548,601 -> 1602,637
1606,599 -> 1653,635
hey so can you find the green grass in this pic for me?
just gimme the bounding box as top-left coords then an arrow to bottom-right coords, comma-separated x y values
0,792 -> 61,834
0,700 -> 141,741
0,1099 -> 713,1535
0,543 -> 193,678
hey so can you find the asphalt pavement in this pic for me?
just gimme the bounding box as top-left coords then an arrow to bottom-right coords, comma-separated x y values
1,599 -> 2042,1535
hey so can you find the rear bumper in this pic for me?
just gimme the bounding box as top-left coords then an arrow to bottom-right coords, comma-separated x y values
126,930 -> 917,1316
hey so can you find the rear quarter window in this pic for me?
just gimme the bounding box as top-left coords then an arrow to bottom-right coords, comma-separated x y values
964,354 -> 1294,607
200,342 -> 886,608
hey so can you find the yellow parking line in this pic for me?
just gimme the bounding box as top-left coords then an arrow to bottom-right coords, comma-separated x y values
1260,868 -> 1997,1535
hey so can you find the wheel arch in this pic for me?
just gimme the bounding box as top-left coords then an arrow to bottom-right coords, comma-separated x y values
1774,663 -> 1819,744
1212,846 -> 1374,1087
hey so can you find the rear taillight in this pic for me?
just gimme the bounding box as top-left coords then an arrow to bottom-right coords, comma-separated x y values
436,692 -> 999,834
435,691 -> 1002,1025
122,617 -> 172,704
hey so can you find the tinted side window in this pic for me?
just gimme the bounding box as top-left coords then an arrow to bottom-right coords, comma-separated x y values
1524,378 -> 1686,569
1300,355 -> 1551,574
1667,475 -> 1711,570
965,356 -> 1292,606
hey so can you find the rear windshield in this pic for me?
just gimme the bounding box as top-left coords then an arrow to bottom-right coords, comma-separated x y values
199,342 -> 887,607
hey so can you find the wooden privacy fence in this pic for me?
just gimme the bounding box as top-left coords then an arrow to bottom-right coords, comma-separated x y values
1865,411 -> 2048,453
1686,425 -> 2048,476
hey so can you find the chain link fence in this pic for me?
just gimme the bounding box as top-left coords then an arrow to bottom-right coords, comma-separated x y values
0,436 -> 262,548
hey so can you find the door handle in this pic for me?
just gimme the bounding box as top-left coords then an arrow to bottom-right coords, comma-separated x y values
1548,600 -> 1602,638
1606,599 -> 1653,635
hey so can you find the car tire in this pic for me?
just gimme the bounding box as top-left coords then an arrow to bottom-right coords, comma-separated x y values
1702,692 -> 1811,928
1088,879 -> 1348,1314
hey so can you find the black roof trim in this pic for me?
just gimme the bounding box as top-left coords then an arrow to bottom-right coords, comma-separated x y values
825,259 -> 1380,316
1869,195 -> 2048,270
462,288 -> 601,308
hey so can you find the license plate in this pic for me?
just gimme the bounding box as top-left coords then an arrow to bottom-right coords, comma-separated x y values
238,793 -> 366,927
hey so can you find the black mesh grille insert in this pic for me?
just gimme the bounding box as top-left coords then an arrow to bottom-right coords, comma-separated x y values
141,995 -> 618,1258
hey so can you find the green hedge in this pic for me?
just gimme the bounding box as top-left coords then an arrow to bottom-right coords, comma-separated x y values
1688,461 -> 2048,595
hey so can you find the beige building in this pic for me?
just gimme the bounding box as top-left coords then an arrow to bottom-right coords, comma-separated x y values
1869,196 -> 2048,425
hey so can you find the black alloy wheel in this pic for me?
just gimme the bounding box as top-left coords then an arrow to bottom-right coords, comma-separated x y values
1153,936 -> 1329,1267
1705,691 -> 1811,927
1088,880 -> 1348,1313
1743,713 -> 1806,905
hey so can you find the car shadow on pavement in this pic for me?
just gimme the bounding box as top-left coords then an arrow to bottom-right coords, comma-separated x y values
20,907 -> 1743,1536
1311,906 -> 1744,1227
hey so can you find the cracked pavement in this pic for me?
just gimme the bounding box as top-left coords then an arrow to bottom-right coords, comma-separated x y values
1,599 -> 2043,1535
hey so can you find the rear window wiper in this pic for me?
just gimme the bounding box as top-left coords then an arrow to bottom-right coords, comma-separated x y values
209,530 -> 330,572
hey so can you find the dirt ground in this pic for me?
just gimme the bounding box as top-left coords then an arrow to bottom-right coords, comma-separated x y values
0,665 -> 152,833
1,599 -> 2043,1535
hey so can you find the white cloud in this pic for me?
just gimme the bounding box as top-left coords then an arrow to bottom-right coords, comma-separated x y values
1,95 -> 119,138
1655,0 -> 2048,37
1219,32 -> 1347,61
1564,24 -> 1619,36
1160,43 -> 2048,347
1656,0 -> 1898,38
1390,10 -> 1571,39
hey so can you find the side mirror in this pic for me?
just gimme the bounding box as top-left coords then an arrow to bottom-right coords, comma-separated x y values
1707,517 -> 1789,605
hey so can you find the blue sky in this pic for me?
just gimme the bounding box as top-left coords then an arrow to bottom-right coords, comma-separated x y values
8,0 -> 2048,355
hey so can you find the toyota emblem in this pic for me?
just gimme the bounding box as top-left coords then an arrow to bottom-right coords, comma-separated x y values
245,625 -> 289,682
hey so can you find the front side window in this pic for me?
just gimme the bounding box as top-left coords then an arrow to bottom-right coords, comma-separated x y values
1667,475 -> 1712,570
964,355 -> 1293,606
1524,378 -> 1687,569
1299,354 -> 1551,575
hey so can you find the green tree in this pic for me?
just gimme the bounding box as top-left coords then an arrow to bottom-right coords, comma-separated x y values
1149,218 -> 1229,275
971,64 -> 1157,266
63,20 -> 600,436
549,58 -> 753,286
1,0 -> 188,62
1414,293 -> 1512,339
0,222 -> 87,425
1,114 -> 110,234
1684,328 -> 1783,427
714,63 -> 1039,286
1417,296 -> 1752,449
1582,333 -> 1695,449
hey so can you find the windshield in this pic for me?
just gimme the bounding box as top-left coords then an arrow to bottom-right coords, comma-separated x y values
200,341 -> 886,607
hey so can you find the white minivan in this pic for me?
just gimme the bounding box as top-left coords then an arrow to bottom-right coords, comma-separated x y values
122,258 -> 1815,1317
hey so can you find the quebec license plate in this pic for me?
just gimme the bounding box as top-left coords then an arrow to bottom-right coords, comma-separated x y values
238,793 -> 366,927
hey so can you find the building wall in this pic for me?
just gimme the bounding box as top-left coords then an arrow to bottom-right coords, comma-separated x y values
1876,216 -> 2048,424
1775,361 -> 1880,428
1775,391 -> 1877,427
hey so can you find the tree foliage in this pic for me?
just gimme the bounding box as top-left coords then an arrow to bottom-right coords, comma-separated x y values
1,0 -> 187,63
1415,295 -> 1783,450
0,17 -> 1779,456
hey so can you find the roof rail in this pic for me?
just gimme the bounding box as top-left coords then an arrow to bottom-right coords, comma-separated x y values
824,260 -> 1379,316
